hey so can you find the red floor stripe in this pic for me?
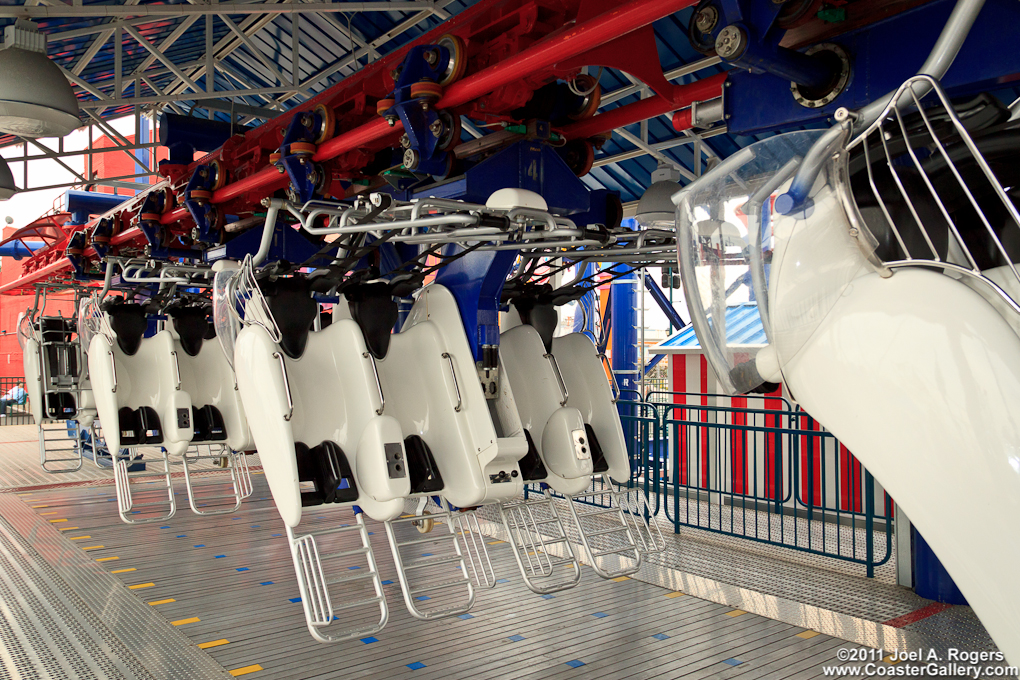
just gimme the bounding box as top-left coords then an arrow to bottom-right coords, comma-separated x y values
882,602 -> 952,628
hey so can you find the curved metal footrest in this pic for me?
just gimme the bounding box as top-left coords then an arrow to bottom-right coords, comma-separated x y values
180,444 -> 253,516
616,485 -> 666,556
450,505 -> 496,589
38,421 -> 83,474
286,513 -> 388,643
565,475 -> 642,579
498,490 -> 582,594
384,502 -> 475,620
113,449 -> 176,525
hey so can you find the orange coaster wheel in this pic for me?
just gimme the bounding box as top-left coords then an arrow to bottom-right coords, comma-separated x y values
436,34 -> 467,86
139,212 -> 162,222
189,189 -> 213,201
289,141 -> 317,157
410,80 -> 443,102
313,103 -> 336,144
568,73 -> 602,121
376,98 -> 396,116
562,140 -> 594,177
209,159 -> 227,190
160,186 -> 174,213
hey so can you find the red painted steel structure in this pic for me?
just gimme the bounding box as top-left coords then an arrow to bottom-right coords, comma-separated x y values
1,0 -> 710,295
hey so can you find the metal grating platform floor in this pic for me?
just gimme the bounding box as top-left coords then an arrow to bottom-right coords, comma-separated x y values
0,425 -> 1005,679
0,474 -> 882,680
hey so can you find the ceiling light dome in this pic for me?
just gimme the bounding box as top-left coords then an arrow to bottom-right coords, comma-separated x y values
635,163 -> 682,229
0,20 -> 80,138
0,155 -> 18,200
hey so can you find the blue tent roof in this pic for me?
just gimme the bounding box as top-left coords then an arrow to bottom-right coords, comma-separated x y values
650,303 -> 766,353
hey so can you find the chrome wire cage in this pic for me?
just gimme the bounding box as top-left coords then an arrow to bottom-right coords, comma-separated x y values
77,294 -> 113,349
838,74 -> 1020,313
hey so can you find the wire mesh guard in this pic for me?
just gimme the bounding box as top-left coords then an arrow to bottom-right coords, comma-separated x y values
840,74 -> 1020,313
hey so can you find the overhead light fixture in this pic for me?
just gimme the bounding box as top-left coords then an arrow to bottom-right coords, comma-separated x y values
0,20 -> 80,138
0,155 -> 18,200
635,163 -> 682,229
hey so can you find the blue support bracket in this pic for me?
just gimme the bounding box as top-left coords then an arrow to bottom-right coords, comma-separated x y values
183,164 -> 220,244
377,43 -> 459,178
279,108 -> 333,204
643,272 -> 687,331
435,247 -> 518,396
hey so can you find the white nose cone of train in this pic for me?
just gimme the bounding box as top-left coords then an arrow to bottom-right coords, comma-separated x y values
0,20 -> 81,138
486,188 -> 548,211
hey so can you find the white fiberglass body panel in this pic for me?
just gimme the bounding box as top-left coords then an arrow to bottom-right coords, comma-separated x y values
784,266 -> 1020,666
233,320 -> 407,527
87,330 -> 193,456
551,332 -> 629,483
675,123 -> 1020,664
173,335 -> 252,452
500,324 -> 591,495
379,284 -> 526,507
23,337 -> 43,425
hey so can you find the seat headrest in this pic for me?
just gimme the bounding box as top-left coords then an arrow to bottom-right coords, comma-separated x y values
260,276 -> 318,359
169,306 -> 211,357
345,281 -> 397,360
106,303 -> 148,356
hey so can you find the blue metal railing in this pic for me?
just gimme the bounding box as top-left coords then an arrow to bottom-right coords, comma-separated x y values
528,395 -> 893,577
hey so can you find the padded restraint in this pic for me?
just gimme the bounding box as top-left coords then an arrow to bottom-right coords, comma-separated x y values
118,406 -> 163,446
191,405 -> 226,442
260,277 -> 318,359
584,423 -> 609,474
345,281 -> 398,360
512,300 -> 558,353
44,393 -> 76,420
295,440 -> 359,506
518,429 -> 549,482
106,303 -> 148,356
169,306 -> 211,357
404,434 -> 444,494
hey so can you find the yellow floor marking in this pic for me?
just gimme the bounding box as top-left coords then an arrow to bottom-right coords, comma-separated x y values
40,512 -> 57,516
726,610 -> 747,617
148,599 -> 176,606
111,568 -> 136,574
128,582 -> 154,590
229,664 -> 263,677
17,493 -> 34,496
611,576 -> 631,582
198,639 -> 230,650
49,519 -> 67,523
69,536 -> 91,540
487,541 -> 505,545
884,655 -> 901,665
96,556 -> 119,562
82,545 -> 105,551
795,630 -> 820,639
31,505 -> 48,508
171,617 -> 201,626
664,592 -> 685,598
57,527 -> 79,531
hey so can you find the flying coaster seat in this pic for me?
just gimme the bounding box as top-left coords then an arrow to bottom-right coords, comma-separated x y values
166,304 -> 254,515
498,307 -> 656,585
88,302 -> 191,523
231,273 -> 409,643
20,312 -> 97,473
340,281 -> 519,617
